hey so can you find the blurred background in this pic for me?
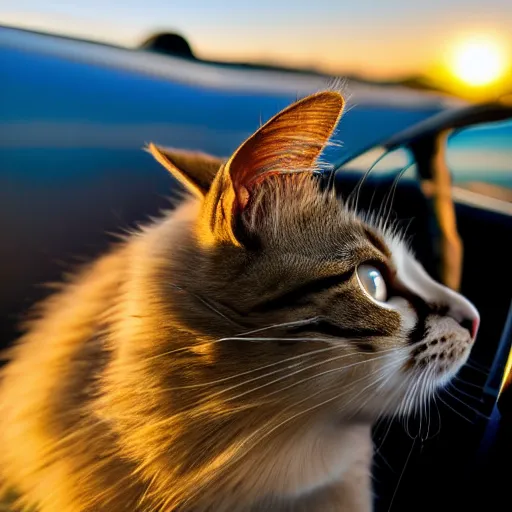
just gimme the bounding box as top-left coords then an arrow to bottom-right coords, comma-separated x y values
1,0 -> 512,101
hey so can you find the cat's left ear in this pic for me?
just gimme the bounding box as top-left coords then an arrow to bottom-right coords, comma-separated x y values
200,90 -> 345,246
147,144 -> 224,198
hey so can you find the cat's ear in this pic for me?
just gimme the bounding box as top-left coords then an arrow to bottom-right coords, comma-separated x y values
200,90 -> 345,246
147,143 -> 224,198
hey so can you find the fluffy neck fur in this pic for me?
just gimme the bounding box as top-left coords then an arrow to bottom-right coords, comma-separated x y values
0,190 -> 374,512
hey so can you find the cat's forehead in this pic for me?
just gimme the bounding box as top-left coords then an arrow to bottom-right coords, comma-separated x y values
250,176 -> 386,261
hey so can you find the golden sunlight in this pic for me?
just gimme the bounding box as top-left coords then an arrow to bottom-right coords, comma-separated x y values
450,36 -> 507,87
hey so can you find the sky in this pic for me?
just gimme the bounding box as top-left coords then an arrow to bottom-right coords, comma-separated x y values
1,0 -> 512,79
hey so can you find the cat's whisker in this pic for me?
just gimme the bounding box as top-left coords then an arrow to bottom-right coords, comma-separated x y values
453,375 -> 484,390
399,379 -> 415,421
422,368 -> 437,440
330,359 -> 400,410
396,373 -> 413,422
403,388 -> 418,438
466,357 -> 490,372
374,426 -> 395,473
411,368 -> 433,440
416,373 -> 427,437
382,164 -> 413,232
221,336 -> 340,343
366,188 -> 378,219
437,394 -> 474,424
222,347 -> 404,404
447,382 -> 484,403
232,317 -> 320,338
373,374 -> 410,455
152,330 -> 451,396
386,434 -> 417,512
442,389 -> 490,420
334,372 -> 395,424
400,373 -> 423,438
346,151 -> 389,212
416,372 -> 426,437
159,342 -> 353,391
420,368 -> 434,439
169,354 -> 426,506
410,374 -> 427,439
374,412 -> 400,472
431,391 -> 442,438
428,370 -> 438,439
169,284 -> 240,327
194,295 -> 240,327
253,361 -> 399,454
375,366 -> 415,443
463,361 -> 489,376
146,319 -> 321,361
147,348 -> 402,426
224,347 -> 402,403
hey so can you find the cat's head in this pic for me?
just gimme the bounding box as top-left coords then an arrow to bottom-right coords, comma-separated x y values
146,90 -> 479,423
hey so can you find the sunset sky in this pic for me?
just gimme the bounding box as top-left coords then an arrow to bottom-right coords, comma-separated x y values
1,0 -> 512,79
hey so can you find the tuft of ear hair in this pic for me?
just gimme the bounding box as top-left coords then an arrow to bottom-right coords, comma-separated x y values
146,144 -> 224,198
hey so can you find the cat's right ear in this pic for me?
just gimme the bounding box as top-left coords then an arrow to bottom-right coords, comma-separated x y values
147,144 -> 224,198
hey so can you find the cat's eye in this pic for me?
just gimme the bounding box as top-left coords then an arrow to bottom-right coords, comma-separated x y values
356,264 -> 387,302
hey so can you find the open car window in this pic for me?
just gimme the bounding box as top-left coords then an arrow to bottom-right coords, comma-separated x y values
338,146 -> 417,180
446,119 -> 512,203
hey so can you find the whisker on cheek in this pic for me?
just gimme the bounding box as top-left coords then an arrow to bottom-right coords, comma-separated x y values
442,389 -> 491,420
220,347 -> 404,404
437,394 -> 475,424
146,318 -> 321,361
159,342 -> 349,392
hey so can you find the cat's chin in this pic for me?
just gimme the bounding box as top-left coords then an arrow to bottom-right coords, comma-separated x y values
407,342 -> 472,388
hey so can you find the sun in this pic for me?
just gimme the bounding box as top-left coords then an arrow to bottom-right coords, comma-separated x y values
450,36 -> 507,87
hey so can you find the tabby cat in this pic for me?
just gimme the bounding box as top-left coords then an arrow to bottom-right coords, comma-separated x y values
0,91 -> 479,511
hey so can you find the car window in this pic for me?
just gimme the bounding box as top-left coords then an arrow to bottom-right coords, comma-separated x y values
446,119 -> 512,202
340,146 -> 417,180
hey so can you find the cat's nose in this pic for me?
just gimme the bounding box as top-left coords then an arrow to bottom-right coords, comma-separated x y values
459,317 -> 480,339
446,295 -> 480,340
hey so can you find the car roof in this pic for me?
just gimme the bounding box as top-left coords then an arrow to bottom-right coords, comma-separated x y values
0,25 -> 463,105
0,25 -> 464,160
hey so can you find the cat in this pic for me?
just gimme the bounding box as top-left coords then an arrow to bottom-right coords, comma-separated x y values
0,90 -> 479,512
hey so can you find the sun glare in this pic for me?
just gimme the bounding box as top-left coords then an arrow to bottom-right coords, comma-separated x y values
450,36 -> 507,87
